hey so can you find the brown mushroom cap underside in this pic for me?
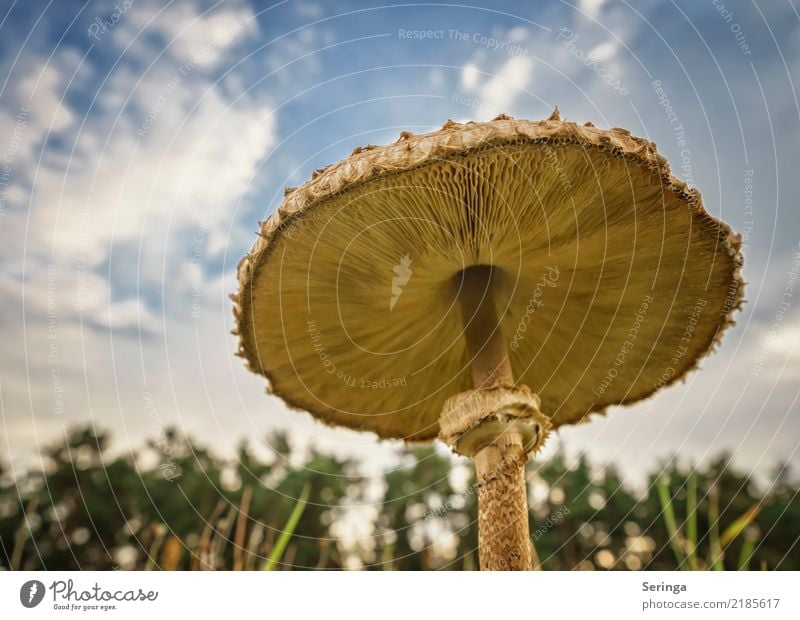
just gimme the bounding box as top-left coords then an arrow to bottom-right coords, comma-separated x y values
233,114 -> 744,442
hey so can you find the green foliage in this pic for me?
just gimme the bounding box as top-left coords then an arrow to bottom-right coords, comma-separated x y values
0,428 -> 797,570
263,482 -> 310,570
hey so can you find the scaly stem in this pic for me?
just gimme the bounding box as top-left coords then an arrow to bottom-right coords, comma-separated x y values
458,265 -> 533,571
473,437 -> 533,570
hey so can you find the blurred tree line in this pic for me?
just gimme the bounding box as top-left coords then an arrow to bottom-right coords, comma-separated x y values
0,426 -> 797,570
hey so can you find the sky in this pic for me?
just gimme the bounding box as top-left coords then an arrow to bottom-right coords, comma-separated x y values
0,0 -> 798,485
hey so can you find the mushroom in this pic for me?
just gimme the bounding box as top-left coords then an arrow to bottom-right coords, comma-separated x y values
233,111 -> 743,570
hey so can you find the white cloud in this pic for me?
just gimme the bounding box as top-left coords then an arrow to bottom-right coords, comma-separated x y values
32,84 -> 275,266
19,64 -> 75,134
74,270 -> 160,331
508,26 -> 528,43
113,1 -> 258,69
0,1 -> 276,345
5,184 -> 27,204
23,3 -> 273,269
0,58 -> 76,181
761,316 -> 800,381
588,40 -> 617,62
478,55 -> 534,116
461,63 -> 480,90
580,0 -> 607,19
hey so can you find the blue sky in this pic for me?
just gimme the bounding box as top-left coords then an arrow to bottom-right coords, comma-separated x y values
1,0 -> 798,483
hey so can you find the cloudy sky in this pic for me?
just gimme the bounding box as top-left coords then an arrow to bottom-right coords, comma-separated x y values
0,0 -> 798,484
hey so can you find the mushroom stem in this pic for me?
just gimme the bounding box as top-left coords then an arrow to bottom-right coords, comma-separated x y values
473,433 -> 534,570
456,265 -> 534,571
458,265 -> 513,388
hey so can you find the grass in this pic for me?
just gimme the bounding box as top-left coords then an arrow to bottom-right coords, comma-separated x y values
263,482 -> 311,571
656,471 -> 763,571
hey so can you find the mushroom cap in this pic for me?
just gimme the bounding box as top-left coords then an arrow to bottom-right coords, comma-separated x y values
233,113 -> 743,442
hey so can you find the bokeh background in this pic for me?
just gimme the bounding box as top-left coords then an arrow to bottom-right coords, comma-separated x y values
0,0 -> 798,569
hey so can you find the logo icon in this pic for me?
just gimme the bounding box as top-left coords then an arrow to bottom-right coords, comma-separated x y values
389,254 -> 413,311
20,580 -> 45,608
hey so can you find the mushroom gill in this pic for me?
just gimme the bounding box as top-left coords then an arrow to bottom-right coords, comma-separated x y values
234,116 -> 743,442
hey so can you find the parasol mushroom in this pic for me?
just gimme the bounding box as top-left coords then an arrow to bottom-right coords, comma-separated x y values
233,110 -> 743,570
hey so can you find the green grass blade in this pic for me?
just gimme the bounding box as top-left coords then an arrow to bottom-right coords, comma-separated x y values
145,524 -> 168,571
686,470 -> 698,570
737,532 -> 757,571
381,541 -> 395,571
721,504 -> 762,548
656,474 -> 686,569
708,484 -> 724,570
263,482 -> 311,571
